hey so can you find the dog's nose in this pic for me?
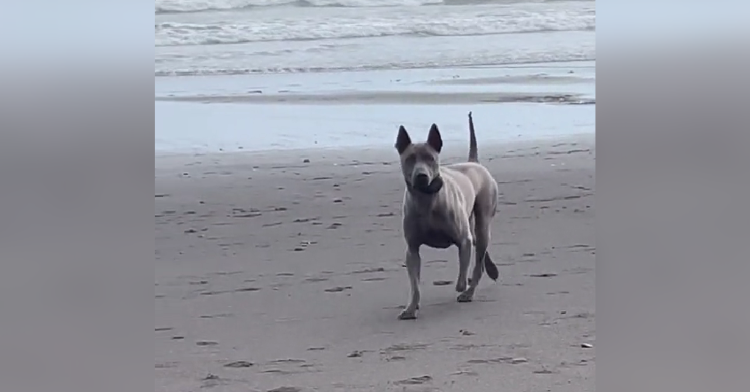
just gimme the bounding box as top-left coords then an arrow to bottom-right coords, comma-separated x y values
414,173 -> 429,187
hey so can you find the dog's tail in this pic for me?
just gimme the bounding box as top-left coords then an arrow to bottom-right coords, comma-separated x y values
484,252 -> 500,281
468,111 -> 479,163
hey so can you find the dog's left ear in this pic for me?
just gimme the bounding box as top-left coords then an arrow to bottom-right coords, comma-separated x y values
427,123 -> 443,153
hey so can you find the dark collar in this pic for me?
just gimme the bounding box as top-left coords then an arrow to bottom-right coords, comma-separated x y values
406,175 -> 444,195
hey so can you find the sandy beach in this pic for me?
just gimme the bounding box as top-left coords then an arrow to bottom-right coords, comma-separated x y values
155,132 -> 595,391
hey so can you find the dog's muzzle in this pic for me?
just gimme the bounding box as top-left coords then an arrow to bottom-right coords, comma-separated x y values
410,174 -> 443,195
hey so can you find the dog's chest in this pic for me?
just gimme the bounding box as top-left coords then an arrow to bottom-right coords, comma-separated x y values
422,228 -> 455,249
414,212 -> 457,249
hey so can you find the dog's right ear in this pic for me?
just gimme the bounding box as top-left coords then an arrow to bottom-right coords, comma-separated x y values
395,125 -> 412,154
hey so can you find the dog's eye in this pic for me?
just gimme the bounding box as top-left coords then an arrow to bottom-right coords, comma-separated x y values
405,156 -> 416,165
420,153 -> 434,163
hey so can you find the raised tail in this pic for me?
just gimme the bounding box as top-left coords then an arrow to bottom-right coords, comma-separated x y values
468,111 -> 478,163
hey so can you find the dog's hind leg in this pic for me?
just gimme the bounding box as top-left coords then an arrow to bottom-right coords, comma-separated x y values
459,216 -> 490,302
469,213 -> 476,246
398,245 -> 422,320
467,213 -> 477,286
454,237 -> 472,297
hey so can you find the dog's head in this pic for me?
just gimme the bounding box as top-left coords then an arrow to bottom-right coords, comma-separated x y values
395,124 -> 444,195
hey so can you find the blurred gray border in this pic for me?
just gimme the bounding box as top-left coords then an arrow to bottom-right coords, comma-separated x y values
597,3 -> 749,390
0,3 -> 154,392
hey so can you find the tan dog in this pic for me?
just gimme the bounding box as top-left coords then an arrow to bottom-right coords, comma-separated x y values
394,112 -> 500,320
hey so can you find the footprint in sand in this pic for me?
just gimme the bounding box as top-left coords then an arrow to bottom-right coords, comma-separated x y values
212,271 -> 243,276
200,374 -> 223,389
200,287 -> 260,296
565,266 -> 593,275
224,361 -> 253,368
293,217 -> 319,223
261,359 -> 312,376
231,208 -> 263,218
324,286 -> 352,293
528,273 -> 558,278
393,375 -> 432,385
235,287 -> 262,292
262,369 -> 300,375
452,370 -> 479,376
292,240 -> 317,252
268,359 -> 306,364
200,313 -> 233,319
382,343 -> 429,353
349,267 -> 385,275
466,357 -> 528,365
361,277 -> 387,282
267,387 -> 303,392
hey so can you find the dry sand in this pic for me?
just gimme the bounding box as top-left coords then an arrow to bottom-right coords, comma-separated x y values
155,135 -> 595,392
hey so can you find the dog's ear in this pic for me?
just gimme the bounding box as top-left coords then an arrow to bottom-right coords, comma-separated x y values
426,123 -> 443,153
395,125 -> 412,154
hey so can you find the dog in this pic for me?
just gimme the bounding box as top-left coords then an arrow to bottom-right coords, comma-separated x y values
394,112 -> 500,320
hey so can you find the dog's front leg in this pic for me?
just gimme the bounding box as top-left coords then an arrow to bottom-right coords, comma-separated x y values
398,246 -> 421,320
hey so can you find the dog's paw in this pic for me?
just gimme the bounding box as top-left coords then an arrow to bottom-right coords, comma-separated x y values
457,291 -> 474,303
398,308 -> 418,320
455,279 -> 467,293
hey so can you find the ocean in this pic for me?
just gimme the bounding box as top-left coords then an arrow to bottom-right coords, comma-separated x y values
155,0 -> 595,153
155,0 -> 595,77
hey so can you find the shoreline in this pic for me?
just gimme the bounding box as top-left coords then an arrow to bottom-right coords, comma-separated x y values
155,61 -> 595,160
155,61 -> 595,99
155,91 -> 595,105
